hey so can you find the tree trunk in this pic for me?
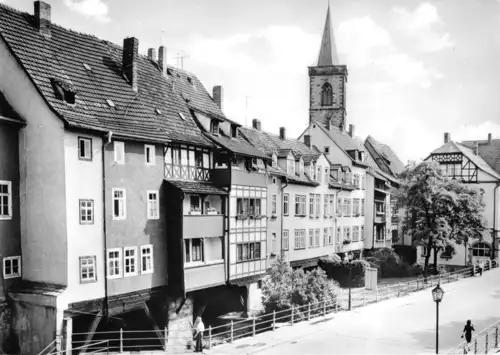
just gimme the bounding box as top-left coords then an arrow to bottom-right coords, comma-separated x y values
433,247 -> 439,274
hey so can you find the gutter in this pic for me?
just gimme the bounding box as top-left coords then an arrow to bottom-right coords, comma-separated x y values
101,134 -> 111,320
493,182 -> 500,260
280,177 -> 289,259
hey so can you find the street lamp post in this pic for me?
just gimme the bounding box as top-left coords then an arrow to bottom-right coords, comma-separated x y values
432,284 -> 445,354
344,252 -> 353,311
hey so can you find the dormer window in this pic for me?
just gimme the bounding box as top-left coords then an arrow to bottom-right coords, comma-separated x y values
287,157 -> 295,175
299,161 -> 304,175
51,78 -> 76,105
231,125 -> 238,138
211,120 -> 220,135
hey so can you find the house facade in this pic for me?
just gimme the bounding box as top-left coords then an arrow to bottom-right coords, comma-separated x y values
416,133 -> 500,267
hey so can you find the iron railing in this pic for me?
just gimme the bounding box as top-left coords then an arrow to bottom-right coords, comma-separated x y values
446,321 -> 500,354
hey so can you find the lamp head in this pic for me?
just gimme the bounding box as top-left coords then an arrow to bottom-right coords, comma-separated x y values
432,284 -> 445,303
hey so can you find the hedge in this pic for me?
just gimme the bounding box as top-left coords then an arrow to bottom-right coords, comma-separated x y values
318,257 -> 370,288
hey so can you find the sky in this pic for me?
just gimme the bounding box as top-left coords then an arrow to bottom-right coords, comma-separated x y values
3,0 -> 500,164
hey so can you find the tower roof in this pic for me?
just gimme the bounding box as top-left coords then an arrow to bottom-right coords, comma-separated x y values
317,4 -> 339,66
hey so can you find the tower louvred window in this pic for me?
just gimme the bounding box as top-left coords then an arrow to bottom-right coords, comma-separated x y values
321,82 -> 333,106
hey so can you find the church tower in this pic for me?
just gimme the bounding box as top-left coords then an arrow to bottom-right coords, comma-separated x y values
309,4 -> 348,131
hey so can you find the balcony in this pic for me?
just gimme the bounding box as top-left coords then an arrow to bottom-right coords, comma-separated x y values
183,214 -> 223,238
375,212 -> 386,224
184,261 -> 225,292
211,168 -> 267,188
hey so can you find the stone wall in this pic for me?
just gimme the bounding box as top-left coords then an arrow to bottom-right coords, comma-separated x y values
165,295 -> 194,350
0,304 -> 12,353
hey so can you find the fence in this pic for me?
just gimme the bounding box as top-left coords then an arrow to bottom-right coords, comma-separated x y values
446,321 -> 500,354
39,260 -> 497,354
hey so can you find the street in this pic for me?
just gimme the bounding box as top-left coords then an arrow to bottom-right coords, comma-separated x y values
209,268 -> 500,355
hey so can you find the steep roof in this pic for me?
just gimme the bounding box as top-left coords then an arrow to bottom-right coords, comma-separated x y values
461,139 -> 500,175
430,141 -> 500,180
0,3 -> 214,146
364,135 -> 405,177
316,4 -> 339,66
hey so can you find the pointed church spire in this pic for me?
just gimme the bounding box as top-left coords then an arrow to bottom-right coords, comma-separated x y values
317,3 -> 339,66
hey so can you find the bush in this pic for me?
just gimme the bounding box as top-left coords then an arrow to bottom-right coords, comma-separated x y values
261,258 -> 339,315
369,248 -> 423,278
318,257 -> 369,288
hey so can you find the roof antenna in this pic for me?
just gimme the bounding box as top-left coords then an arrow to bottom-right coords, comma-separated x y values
175,50 -> 190,70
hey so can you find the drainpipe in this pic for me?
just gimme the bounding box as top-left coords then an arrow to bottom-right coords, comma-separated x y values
492,182 -> 500,260
101,133 -> 111,320
280,177 -> 289,259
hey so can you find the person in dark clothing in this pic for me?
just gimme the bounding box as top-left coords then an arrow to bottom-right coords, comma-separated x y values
462,320 -> 475,344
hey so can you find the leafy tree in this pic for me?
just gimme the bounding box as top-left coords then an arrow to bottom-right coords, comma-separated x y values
397,161 -> 486,274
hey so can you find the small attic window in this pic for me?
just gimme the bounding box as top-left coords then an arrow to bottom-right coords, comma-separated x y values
178,112 -> 186,121
83,63 -> 92,71
187,77 -> 192,84
231,125 -> 238,138
106,99 -> 115,108
51,78 -> 76,105
155,108 -> 162,115
167,68 -> 174,77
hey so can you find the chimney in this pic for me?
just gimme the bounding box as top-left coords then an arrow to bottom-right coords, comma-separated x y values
252,119 -> 261,131
304,135 -> 311,148
349,124 -> 355,138
213,86 -> 224,110
444,132 -> 450,143
488,133 -> 492,145
158,46 -> 167,76
34,1 -> 51,37
147,48 -> 157,62
122,37 -> 139,92
279,127 -> 286,140
474,142 -> 479,155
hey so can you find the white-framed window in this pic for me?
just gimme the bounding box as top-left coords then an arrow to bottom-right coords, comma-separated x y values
78,137 -> 92,161
3,256 -> 21,279
361,175 -> 366,190
308,229 -> 314,247
353,226 -> 359,242
112,188 -> 126,220
315,194 -> 321,216
329,194 -> 335,216
294,229 -> 306,249
106,248 -> 122,279
295,195 -> 306,216
317,165 -> 322,183
147,190 -> 159,220
309,194 -> 314,216
185,239 -> 204,263
361,225 -> 365,240
336,227 -> 341,243
324,195 -> 329,216
344,226 -> 351,241
114,141 -> 125,164
79,256 -> 96,283
283,230 -> 289,251
346,198 -> 352,217
141,245 -> 154,274
354,174 -> 360,189
0,181 -> 12,219
323,227 -> 328,246
145,144 -> 156,165
315,228 -> 320,247
329,227 -> 334,245
271,233 -> 277,254
336,197 -> 343,217
283,194 -> 289,216
124,247 -> 138,277
353,198 -> 360,216
271,194 -> 277,215
361,198 -> 365,216
324,167 -> 329,183
79,199 -> 94,224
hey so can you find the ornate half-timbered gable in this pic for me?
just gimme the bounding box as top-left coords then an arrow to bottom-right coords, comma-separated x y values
431,152 -> 478,183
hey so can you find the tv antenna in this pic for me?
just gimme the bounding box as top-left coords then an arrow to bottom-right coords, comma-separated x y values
175,50 -> 190,69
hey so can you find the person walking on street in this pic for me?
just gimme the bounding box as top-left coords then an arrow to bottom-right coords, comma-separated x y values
193,316 -> 205,353
461,319 -> 475,350
478,260 -> 484,276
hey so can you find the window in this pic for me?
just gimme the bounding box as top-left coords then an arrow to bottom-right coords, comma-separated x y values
324,146 -> 330,154
78,137 -> 92,161
271,233 -> 277,254
145,144 -> 156,165
107,248 -> 122,279
0,181 -> 12,219
309,194 -> 315,216
295,195 -> 306,216
317,166 -> 322,183
272,154 -> 278,168
3,256 -> 21,279
283,230 -> 289,251
231,125 -> 238,138
353,198 -> 360,216
190,195 -> 200,211
361,176 -> 366,190
324,167 -> 329,183
336,197 -> 343,217
352,226 -> 359,242
211,120 -> 220,135
361,225 -> 365,240
79,199 -> 94,224
309,229 -> 314,248
321,82 -> 333,106
79,256 -> 96,283
324,195 -> 329,216
361,199 -> 365,216
472,242 -> 492,257
236,198 -> 262,218
315,194 -> 321,216
354,174 -> 360,189
272,177 -> 277,185
329,227 -> 334,245
114,141 -> 125,164
329,195 -> 334,216
141,245 -> 154,274
271,194 -> 277,215
287,158 -> 295,175
346,198 -> 352,217
294,229 -> 306,249
323,228 -> 328,246
185,239 -> 204,263
283,194 -> 289,216
344,226 -> 351,241
124,247 -> 138,277
147,191 -> 159,219
236,242 -> 261,262
112,188 -> 126,220
336,227 -> 341,243
342,198 -> 348,216
315,228 -> 320,247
